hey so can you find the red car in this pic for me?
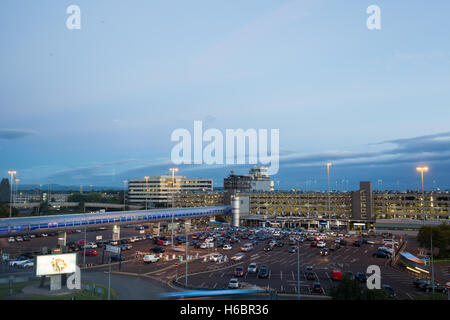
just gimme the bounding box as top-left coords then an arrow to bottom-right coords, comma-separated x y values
76,240 -> 87,246
155,240 -> 163,245
310,241 -> 317,247
234,266 -> 245,277
84,250 -> 98,256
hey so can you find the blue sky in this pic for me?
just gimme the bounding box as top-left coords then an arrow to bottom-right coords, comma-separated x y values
1,0 -> 450,191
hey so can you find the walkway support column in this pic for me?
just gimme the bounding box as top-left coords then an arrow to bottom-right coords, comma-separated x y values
112,225 -> 120,241
153,222 -> 160,237
232,196 -> 240,228
57,231 -> 66,247
185,219 -> 191,233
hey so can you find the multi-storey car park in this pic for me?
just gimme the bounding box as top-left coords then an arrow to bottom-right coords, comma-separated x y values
173,182 -> 450,233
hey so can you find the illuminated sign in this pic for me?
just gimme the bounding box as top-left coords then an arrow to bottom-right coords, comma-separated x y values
36,253 -> 77,276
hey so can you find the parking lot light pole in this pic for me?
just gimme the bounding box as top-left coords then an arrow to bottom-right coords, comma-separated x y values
8,171 -> 16,218
326,162 -> 332,230
431,234 -> 435,294
123,180 -> 127,210
83,227 -> 87,266
185,224 -> 188,287
297,238 -> 300,300
170,168 -> 178,249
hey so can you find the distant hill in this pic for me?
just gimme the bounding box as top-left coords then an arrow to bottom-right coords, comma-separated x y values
17,184 -> 122,192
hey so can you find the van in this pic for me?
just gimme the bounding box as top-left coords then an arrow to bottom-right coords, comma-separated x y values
143,254 -> 160,264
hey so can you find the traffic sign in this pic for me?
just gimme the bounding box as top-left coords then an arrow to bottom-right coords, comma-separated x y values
105,245 -> 121,254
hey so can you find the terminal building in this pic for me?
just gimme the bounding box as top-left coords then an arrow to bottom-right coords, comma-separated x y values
127,175 -> 213,208
224,166 -> 274,192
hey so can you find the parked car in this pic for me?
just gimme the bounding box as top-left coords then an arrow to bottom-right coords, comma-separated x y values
8,237 -> 15,243
110,254 -> 124,262
83,242 -> 98,249
317,241 -> 326,248
289,246 -> 297,253
382,285 -> 397,298
84,249 -> 98,256
331,270 -> 343,281
228,278 -> 239,289
20,260 -> 34,268
241,243 -> 253,252
234,266 -> 245,277
119,244 -> 132,251
248,262 -> 258,274
306,271 -> 317,281
355,272 -> 367,283
311,282 -> 324,294
353,240 -> 363,247
320,248 -> 329,256
143,254 -> 160,263
258,265 -> 269,278
151,246 -> 165,253
373,250 -> 390,259
263,245 -> 273,252
310,241 -> 317,247
346,271 -> 355,280
231,252 -> 245,261
15,236 -> 23,242
210,253 -> 223,262
276,241 -> 284,247
23,235 -> 31,241
223,244 -> 233,250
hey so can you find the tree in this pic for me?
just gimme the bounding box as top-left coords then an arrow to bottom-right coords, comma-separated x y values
417,224 -> 450,259
0,178 -> 11,202
330,276 -> 364,300
330,275 -> 389,300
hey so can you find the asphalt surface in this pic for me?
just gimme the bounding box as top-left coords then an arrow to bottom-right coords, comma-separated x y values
2,226 -> 450,300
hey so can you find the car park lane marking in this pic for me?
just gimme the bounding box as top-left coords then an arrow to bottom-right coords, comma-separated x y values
292,271 -> 295,280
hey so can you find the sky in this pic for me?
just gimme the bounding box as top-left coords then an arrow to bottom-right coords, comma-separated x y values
1,0 -> 450,191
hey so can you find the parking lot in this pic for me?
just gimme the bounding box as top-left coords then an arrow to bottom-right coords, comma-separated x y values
1,224 -> 449,300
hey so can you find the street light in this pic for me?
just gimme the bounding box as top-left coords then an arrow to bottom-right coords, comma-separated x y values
326,162 -> 332,230
144,176 -> 149,210
169,168 -> 178,249
416,166 -> 428,223
8,171 -> 16,218
416,166 -> 435,293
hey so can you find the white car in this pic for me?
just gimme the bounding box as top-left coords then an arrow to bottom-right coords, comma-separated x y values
205,237 -> 214,243
20,260 -> 34,268
9,258 -> 29,267
231,252 -> 245,261
210,253 -> 223,262
241,243 -> 253,252
162,240 -> 171,246
200,242 -> 214,249
29,234 -> 36,238
248,262 -> 258,273
366,240 -> 375,244
223,244 -> 232,250
83,242 -> 98,249
228,278 -> 239,289
15,236 -> 23,242
8,237 -> 15,243
317,241 -> 326,248
143,254 -> 159,264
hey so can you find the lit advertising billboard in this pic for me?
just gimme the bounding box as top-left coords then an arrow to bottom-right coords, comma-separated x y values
36,253 -> 77,276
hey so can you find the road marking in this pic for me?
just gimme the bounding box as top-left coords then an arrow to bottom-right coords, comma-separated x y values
280,270 -> 283,281
213,282 -> 217,289
209,272 -> 214,278
292,271 -> 295,280
269,270 -> 271,279
220,272 -> 224,278
326,272 -> 332,282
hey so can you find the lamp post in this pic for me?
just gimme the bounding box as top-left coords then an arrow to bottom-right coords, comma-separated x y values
297,237 -> 300,300
8,171 -> 16,218
144,176 -> 149,210
416,166 -> 428,223
169,168 -> 178,249
326,162 -> 332,230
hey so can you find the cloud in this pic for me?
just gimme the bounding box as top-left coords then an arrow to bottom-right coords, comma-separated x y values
0,129 -> 37,140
